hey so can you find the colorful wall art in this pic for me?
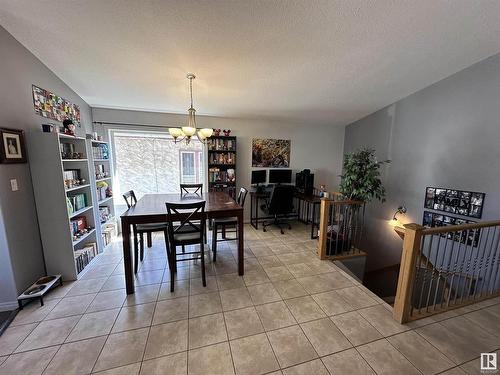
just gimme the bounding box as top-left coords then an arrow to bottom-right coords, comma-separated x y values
252,138 -> 290,168
32,85 -> 81,125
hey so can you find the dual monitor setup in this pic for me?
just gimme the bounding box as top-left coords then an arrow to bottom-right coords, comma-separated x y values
251,168 -> 314,195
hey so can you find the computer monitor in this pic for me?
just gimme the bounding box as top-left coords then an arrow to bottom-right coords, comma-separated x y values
251,170 -> 267,185
269,169 -> 292,184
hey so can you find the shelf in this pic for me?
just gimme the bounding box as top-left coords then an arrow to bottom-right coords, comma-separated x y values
65,184 -> 90,193
59,134 -> 87,141
72,228 -> 96,247
96,177 -> 112,183
101,217 -> 116,227
91,140 -> 108,145
62,158 -> 88,162
98,196 -> 113,205
209,135 -> 236,140
210,181 -> 236,185
208,164 -> 236,167
94,159 -> 110,162
69,205 -> 93,219
208,150 -> 236,153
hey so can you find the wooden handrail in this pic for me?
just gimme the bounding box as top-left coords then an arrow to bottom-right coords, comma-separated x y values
422,219 -> 500,235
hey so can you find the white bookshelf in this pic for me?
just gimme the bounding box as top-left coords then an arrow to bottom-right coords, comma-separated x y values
87,139 -> 117,250
28,132 -> 100,280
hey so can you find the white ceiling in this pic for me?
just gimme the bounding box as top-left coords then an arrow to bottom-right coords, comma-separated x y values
1,0 -> 500,127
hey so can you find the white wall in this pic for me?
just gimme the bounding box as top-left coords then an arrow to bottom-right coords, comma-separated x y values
92,108 -> 345,220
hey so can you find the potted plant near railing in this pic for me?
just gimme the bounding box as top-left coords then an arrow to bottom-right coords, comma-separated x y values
339,148 -> 389,203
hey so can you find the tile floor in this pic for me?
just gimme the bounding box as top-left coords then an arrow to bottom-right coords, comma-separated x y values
1,222 -> 500,374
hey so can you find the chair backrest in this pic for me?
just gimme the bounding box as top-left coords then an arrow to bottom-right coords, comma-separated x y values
180,183 -> 203,196
165,201 -> 206,243
123,190 -> 137,208
268,185 -> 295,215
237,187 -> 248,207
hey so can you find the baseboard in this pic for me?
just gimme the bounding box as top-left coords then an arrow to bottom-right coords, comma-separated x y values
0,301 -> 19,312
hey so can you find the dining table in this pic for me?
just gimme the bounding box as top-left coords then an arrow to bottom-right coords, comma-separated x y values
120,191 -> 245,294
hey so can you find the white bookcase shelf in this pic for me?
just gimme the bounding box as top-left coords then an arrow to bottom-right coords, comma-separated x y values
28,132 -> 101,280
88,139 -> 116,249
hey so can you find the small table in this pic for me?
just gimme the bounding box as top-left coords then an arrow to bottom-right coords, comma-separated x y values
295,192 -> 322,239
121,192 -> 244,294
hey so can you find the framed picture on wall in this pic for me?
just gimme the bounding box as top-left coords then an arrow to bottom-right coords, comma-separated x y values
424,186 -> 485,219
0,128 -> 27,163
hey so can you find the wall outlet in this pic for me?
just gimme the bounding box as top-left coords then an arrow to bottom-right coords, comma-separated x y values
10,179 -> 19,191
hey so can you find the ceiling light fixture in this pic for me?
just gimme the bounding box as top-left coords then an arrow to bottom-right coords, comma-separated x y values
169,73 -> 213,144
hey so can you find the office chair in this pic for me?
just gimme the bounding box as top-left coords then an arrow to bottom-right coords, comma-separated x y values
211,187 -> 248,261
165,201 -> 206,292
123,190 -> 168,273
261,185 -> 295,234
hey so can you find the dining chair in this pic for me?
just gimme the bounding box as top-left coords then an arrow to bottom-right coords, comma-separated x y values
180,183 -> 203,196
123,190 -> 168,273
211,187 -> 248,261
165,201 -> 206,292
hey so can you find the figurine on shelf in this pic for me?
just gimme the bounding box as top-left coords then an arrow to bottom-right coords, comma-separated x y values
213,128 -> 221,136
63,119 -> 76,136
223,129 -> 231,137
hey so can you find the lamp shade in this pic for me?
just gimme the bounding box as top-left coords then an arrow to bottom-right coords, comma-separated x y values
197,130 -> 206,140
200,128 -> 213,138
182,126 -> 196,137
168,128 -> 183,138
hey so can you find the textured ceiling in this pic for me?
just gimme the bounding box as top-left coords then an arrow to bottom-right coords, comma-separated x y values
1,0 -> 500,126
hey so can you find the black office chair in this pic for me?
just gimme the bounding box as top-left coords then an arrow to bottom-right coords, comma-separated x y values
211,187 -> 248,261
165,201 -> 206,292
123,190 -> 168,273
180,183 -> 203,196
261,185 -> 295,234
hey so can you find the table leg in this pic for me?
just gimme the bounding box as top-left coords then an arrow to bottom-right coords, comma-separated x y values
311,202 -> 317,239
237,210 -> 244,275
250,195 -> 256,229
121,217 -> 135,294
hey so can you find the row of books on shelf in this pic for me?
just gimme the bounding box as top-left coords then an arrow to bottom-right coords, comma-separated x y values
67,193 -> 87,213
92,143 -> 109,160
75,243 -> 97,274
208,168 -> 236,183
208,138 -> 235,151
208,152 -> 236,165
99,206 -> 112,223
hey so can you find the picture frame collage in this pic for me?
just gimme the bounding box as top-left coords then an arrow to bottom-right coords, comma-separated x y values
423,210 -> 480,247
424,187 -> 485,219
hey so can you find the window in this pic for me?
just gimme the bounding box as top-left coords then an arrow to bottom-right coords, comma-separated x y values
111,130 -> 205,205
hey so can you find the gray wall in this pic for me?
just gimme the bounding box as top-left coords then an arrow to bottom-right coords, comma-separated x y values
0,26 -> 92,309
344,53 -> 500,271
92,108 -> 346,221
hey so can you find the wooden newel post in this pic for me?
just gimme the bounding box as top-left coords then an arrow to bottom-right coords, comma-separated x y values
317,199 -> 330,260
393,223 -> 424,323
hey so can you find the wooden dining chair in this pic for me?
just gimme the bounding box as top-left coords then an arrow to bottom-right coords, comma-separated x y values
123,190 -> 168,273
165,201 -> 206,292
180,183 -> 203,196
211,187 -> 248,261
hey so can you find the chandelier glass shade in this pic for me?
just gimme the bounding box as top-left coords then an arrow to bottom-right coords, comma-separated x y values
169,73 -> 213,144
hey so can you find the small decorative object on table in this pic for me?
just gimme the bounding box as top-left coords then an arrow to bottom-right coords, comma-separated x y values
0,128 -> 27,164
223,129 -> 231,137
213,128 -> 221,136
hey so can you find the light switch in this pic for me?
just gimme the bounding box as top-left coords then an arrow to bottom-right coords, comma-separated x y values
10,179 -> 18,191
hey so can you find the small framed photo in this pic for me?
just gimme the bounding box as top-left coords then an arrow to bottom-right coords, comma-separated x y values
0,128 -> 27,163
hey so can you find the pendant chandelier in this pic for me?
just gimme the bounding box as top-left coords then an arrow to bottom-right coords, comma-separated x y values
169,73 -> 213,144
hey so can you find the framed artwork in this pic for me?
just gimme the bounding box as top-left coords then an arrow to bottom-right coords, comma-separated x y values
32,85 -> 81,125
0,128 -> 27,163
252,138 -> 290,168
422,210 -> 480,247
424,187 -> 485,219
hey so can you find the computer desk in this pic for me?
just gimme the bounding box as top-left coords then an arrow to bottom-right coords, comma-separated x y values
249,188 -> 321,239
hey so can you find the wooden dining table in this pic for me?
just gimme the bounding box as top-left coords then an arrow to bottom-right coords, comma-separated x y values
120,191 -> 244,294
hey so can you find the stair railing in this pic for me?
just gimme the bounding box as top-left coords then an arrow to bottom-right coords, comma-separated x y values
394,220 -> 500,323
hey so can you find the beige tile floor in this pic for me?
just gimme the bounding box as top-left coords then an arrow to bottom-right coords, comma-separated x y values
1,222 -> 500,375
